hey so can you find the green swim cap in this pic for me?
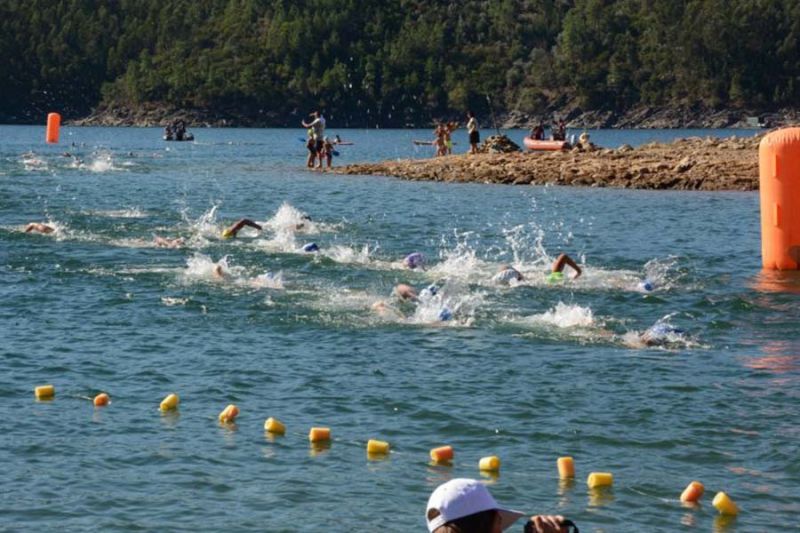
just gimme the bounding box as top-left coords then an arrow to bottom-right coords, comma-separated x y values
546,271 -> 564,283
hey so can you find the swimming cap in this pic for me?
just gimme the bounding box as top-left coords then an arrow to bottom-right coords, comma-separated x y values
438,308 -> 453,321
302,242 -> 319,253
546,271 -> 564,283
493,268 -> 521,284
638,279 -> 654,292
648,323 -> 684,337
404,252 -> 425,269
221,228 -> 234,239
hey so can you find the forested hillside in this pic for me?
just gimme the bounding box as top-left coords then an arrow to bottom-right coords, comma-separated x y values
2,0 -> 799,125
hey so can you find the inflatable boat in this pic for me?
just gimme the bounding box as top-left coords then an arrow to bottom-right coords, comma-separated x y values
523,137 -> 570,151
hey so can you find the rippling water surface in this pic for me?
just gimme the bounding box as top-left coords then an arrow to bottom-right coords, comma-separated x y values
1,126 -> 797,532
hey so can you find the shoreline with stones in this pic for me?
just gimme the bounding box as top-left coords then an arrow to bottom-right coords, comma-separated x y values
333,135 -> 762,191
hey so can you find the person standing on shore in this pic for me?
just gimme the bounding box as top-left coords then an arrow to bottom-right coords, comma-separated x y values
466,111 -> 480,154
302,111 -> 326,168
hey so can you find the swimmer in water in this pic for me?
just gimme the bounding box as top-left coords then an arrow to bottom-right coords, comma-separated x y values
153,235 -> 184,248
213,264 -> 227,279
295,214 -> 312,231
641,323 -> 685,346
394,283 -> 419,301
25,222 -> 55,234
371,300 -> 404,320
403,252 -> 426,270
221,218 -> 262,239
493,265 -> 524,284
547,253 -> 582,282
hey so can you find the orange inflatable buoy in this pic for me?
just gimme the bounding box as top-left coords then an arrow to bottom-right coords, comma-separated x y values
760,128 -> 800,269
46,113 -> 61,144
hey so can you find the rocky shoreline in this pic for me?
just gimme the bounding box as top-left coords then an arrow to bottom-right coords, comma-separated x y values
68,102 -> 799,130
334,135 -> 761,191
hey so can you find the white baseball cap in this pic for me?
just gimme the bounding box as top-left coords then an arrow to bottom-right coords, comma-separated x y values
426,478 -> 525,532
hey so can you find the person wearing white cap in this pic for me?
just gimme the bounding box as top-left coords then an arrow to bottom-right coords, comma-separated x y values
426,478 -> 576,533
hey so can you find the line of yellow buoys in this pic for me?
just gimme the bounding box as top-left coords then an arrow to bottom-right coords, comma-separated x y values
34,384 -> 739,517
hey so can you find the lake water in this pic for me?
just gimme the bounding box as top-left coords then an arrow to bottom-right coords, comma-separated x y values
1,126 -> 797,532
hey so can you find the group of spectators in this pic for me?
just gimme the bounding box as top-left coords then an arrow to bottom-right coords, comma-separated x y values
433,110 -> 482,156
302,111 -> 335,169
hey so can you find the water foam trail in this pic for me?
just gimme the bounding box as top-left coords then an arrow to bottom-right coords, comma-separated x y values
85,208 -> 148,218
506,302 -> 621,345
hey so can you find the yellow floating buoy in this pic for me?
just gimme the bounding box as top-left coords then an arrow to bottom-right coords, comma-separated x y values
587,472 -> 613,489
680,481 -> 705,503
46,113 -> 61,144
35,384 -> 55,400
430,445 -> 454,463
218,404 -> 239,423
479,455 -> 500,472
367,439 -> 390,455
712,491 -> 739,516
308,427 -> 331,443
557,456 -> 575,479
159,393 -> 179,411
93,393 -> 110,407
264,417 -> 286,435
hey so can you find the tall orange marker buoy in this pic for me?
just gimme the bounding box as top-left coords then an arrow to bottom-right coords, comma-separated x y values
760,128 -> 800,269
46,113 -> 61,144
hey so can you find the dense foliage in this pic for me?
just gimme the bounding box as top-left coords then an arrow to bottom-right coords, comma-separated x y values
2,0 -> 799,124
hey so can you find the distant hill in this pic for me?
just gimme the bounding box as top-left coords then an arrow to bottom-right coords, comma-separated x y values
3,0 -> 799,126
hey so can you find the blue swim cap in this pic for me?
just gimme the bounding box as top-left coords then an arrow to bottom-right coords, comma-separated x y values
438,308 -> 452,321
648,323 -> 684,337
639,279 -> 654,292
302,242 -> 319,252
404,252 -> 425,269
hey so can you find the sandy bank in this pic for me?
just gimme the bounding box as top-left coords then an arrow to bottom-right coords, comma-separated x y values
335,136 -> 760,191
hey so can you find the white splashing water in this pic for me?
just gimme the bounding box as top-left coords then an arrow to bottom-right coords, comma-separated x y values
263,202 -> 338,234
87,208 -> 148,218
182,253 -> 242,282
323,244 -> 373,264
22,153 -> 48,171
161,297 -> 189,306
81,151 -> 123,173
408,280 -> 483,327
246,271 -> 285,289
527,302 -> 596,328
